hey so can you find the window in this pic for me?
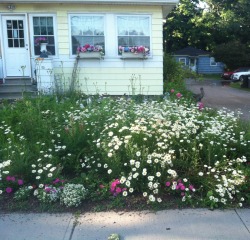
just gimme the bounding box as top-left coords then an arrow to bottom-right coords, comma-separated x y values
70,15 -> 105,55
179,58 -> 186,65
6,20 -> 24,48
210,57 -> 217,66
117,15 -> 150,54
32,16 -> 56,55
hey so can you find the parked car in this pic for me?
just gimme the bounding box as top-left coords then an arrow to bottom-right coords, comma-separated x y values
221,67 -> 250,80
231,69 -> 250,82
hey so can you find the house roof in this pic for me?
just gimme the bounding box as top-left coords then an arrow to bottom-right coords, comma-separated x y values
1,0 -> 179,5
173,47 -> 210,57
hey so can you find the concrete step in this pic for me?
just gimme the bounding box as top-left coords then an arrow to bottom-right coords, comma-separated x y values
4,78 -> 33,85
0,78 -> 38,99
0,91 -> 38,100
0,85 -> 37,93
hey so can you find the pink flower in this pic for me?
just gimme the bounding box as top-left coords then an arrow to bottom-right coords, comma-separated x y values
170,89 -> 175,93
17,179 -> 24,185
197,102 -> 204,111
116,187 -> 122,194
189,185 -> 195,191
6,187 -> 12,193
45,187 -> 51,193
84,44 -> 90,49
99,184 -> 105,189
176,93 -> 182,98
181,192 -> 185,196
166,182 -> 171,187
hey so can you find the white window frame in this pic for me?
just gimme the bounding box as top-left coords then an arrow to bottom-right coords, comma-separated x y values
68,13 -> 106,57
210,57 -> 217,66
116,14 -> 152,57
179,58 -> 186,65
29,14 -> 58,58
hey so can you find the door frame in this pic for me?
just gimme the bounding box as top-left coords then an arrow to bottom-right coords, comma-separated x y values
0,13 -> 31,80
189,57 -> 197,72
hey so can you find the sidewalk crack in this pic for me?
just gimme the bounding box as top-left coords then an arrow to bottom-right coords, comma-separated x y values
235,209 -> 250,234
68,212 -> 81,240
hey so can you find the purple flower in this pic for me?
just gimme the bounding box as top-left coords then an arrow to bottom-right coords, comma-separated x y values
6,187 -> 12,193
52,178 -> 61,184
35,37 -> 47,45
45,187 -> 51,193
17,179 -> 24,185
6,176 -> 15,182
6,176 -> 12,181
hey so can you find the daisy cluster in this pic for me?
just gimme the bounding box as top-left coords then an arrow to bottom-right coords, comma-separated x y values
0,95 -> 249,208
200,156 -> 246,207
76,97 -> 248,206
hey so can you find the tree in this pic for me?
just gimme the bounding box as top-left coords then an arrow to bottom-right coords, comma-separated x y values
164,0 -> 209,53
213,41 -> 250,69
164,0 -> 250,67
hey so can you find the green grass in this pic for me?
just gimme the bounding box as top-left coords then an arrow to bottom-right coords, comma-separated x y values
230,82 -> 250,92
199,73 -> 221,80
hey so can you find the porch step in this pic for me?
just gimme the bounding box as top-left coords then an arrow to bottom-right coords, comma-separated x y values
0,78 -> 38,99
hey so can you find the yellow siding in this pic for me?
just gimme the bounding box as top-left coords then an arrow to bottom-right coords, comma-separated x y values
0,3 -> 164,95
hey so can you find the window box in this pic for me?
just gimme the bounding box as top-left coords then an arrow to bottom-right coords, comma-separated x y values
78,52 -> 103,59
121,52 -> 147,59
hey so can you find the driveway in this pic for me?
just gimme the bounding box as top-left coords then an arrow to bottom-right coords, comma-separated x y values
186,79 -> 250,121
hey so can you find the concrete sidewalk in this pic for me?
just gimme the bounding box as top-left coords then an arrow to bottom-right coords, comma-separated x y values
0,208 -> 250,240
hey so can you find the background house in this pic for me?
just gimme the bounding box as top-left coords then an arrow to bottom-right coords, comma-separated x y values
173,47 -> 224,74
0,0 -> 178,96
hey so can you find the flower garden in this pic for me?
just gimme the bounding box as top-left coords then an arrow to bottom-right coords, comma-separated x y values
0,89 -> 249,211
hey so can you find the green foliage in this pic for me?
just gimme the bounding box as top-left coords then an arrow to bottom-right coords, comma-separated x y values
163,53 -> 201,94
164,0 -> 250,65
164,0 -> 208,52
213,41 -> 250,69
0,94 -> 249,209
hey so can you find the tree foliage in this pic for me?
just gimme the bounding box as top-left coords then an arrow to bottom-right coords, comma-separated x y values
164,0 -> 250,68
213,41 -> 250,69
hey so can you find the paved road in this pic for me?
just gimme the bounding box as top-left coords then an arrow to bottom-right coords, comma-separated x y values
186,79 -> 250,121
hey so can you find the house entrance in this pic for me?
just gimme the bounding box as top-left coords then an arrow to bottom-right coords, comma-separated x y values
189,58 -> 197,72
1,15 -> 31,78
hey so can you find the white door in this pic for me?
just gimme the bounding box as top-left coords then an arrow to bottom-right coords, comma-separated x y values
2,15 -> 31,77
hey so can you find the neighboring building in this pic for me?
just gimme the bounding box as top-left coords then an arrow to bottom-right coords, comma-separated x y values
0,0 -> 178,95
173,47 -> 224,74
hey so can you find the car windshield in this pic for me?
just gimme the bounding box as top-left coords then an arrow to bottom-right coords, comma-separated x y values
235,68 -> 250,72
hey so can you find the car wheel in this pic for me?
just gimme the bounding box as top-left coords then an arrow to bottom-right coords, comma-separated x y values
239,76 -> 244,82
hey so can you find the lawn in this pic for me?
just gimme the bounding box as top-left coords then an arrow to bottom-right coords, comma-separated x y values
230,82 -> 250,92
0,90 -> 249,212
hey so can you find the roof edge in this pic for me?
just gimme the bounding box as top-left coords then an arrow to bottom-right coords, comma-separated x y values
0,0 -> 179,5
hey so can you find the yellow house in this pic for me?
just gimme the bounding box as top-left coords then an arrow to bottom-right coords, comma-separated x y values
0,0 -> 178,95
